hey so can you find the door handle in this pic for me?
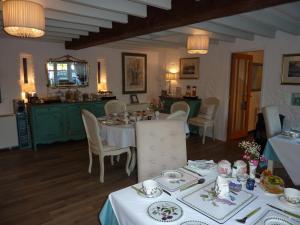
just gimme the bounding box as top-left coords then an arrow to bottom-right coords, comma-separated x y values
241,101 -> 247,110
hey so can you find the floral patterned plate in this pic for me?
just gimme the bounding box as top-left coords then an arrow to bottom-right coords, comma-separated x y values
147,201 -> 183,222
180,221 -> 209,225
264,217 -> 293,225
162,170 -> 183,180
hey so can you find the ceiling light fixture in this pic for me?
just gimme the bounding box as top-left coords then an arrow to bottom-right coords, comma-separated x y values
187,35 -> 209,54
3,0 -> 45,38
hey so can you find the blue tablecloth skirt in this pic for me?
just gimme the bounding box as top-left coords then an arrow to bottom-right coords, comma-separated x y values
99,199 -> 119,225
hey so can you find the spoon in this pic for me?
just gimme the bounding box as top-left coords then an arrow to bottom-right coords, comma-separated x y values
180,178 -> 205,191
236,207 -> 261,224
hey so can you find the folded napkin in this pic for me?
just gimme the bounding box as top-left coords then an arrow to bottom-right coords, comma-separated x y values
186,160 -> 217,176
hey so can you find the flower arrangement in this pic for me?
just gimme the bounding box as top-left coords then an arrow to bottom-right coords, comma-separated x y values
149,98 -> 162,111
238,140 -> 265,166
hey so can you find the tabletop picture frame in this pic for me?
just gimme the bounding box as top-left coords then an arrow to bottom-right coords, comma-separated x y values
122,52 -> 147,94
281,54 -> 300,85
180,57 -> 199,79
130,94 -> 139,104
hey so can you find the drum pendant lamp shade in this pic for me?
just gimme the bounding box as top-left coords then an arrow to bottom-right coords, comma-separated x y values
187,35 -> 209,54
3,0 -> 45,38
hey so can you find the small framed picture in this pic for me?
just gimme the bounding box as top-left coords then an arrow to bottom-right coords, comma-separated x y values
282,54 -> 300,85
130,94 -> 139,104
180,57 -> 199,79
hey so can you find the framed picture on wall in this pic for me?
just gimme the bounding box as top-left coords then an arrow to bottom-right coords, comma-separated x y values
180,57 -> 199,79
122,52 -> 147,94
281,54 -> 300,85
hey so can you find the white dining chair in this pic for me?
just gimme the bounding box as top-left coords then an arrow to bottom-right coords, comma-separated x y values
104,100 -> 127,115
167,110 -> 190,134
188,97 -> 220,144
262,106 -> 282,138
170,101 -> 190,134
262,105 -> 282,172
81,109 -> 131,183
136,120 -> 187,182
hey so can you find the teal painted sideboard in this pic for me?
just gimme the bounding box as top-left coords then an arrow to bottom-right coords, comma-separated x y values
28,101 -> 106,150
159,96 -> 202,134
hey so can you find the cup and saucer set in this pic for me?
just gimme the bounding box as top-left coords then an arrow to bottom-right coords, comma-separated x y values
138,180 -> 163,198
279,188 -> 300,208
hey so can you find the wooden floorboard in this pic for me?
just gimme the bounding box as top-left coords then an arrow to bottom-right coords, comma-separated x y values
0,135 -> 296,225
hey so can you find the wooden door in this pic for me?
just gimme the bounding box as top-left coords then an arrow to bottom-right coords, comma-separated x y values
227,53 -> 253,140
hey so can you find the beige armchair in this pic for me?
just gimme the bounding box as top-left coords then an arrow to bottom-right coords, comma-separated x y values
81,109 -> 131,183
136,120 -> 187,182
188,97 -> 220,144
104,100 -> 127,115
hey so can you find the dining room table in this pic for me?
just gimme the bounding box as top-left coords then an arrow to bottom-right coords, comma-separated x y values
99,163 -> 300,225
263,134 -> 300,185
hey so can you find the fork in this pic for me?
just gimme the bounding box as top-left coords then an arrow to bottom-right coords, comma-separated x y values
236,207 -> 261,223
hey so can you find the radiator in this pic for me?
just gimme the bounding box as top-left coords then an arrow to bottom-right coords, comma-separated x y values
0,114 -> 18,149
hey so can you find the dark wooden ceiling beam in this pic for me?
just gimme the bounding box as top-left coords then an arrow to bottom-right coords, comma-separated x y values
65,0 -> 298,50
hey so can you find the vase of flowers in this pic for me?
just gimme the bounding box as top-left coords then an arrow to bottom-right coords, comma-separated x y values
238,140 -> 264,179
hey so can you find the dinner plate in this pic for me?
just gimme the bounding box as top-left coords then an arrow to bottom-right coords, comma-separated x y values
147,201 -> 183,222
162,170 -> 183,180
137,187 -> 162,198
263,217 -> 293,225
279,195 -> 300,208
180,221 -> 209,225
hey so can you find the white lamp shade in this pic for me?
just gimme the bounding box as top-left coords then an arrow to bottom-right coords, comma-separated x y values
187,35 -> 209,54
165,72 -> 176,81
3,0 -> 45,38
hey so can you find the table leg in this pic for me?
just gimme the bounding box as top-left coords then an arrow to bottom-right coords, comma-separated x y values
129,147 -> 136,172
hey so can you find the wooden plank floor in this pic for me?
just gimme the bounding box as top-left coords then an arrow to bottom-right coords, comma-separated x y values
0,136 -> 296,225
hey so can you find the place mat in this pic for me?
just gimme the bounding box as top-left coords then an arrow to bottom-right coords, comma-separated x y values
178,181 -> 257,224
185,160 -> 217,176
153,169 -> 199,192
252,210 -> 300,225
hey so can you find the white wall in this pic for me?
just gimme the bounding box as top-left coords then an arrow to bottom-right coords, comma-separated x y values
0,38 -> 163,114
161,31 -> 300,141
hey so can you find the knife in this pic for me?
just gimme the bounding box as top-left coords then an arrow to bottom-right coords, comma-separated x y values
267,204 -> 300,219
182,167 -> 203,177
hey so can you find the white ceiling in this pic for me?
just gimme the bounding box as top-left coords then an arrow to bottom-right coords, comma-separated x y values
0,0 -> 300,48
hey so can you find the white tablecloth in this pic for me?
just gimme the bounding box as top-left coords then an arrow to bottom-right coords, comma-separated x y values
269,135 -> 300,185
107,170 -> 300,225
100,123 -> 136,148
98,113 -> 170,148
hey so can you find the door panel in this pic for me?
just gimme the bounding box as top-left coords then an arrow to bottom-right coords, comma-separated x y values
228,54 -> 253,140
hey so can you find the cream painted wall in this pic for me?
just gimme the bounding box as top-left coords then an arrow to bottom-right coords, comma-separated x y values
160,31 -> 300,141
0,38 -> 163,114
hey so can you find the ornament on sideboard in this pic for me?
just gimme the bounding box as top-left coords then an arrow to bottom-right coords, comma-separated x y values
185,85 -> 191,97
191,86 -> 197,97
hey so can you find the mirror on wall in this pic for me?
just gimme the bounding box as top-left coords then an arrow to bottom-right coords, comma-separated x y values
46,55 -> 88,88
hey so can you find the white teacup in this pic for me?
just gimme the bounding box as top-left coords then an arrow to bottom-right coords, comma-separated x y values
142,180 -> 159,196
284,188 -> 300,204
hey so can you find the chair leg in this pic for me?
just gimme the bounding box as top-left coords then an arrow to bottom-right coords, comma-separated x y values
212,124 -> 216,142
88,150 -> 92,174
116,155 -> 120,162
110,156 -> 114,166
202,126 -> 207,144
125,151 -> 132,176
99,156 -> 105,183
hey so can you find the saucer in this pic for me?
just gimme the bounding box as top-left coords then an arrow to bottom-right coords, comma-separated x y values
162,170 -> 183,180
138,188 -> 162,198
279,195 -> 300,208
